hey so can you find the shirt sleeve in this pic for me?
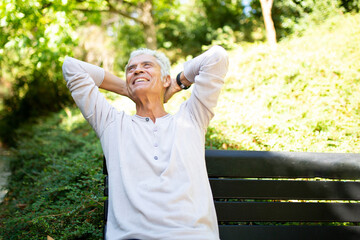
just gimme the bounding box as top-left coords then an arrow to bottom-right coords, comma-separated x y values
62,56 -> 116,137
182,45 -> 229,128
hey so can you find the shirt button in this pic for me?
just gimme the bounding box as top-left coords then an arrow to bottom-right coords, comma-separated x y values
154,156 -> 158,160
145,118 -> 149,122
154,143 -> 158,147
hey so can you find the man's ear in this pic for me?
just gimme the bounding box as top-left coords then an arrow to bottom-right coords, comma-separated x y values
163,75 -> 171,88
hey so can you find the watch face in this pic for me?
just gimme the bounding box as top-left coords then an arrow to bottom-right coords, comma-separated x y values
181,84 -> 189,89
177,71 -> 189,89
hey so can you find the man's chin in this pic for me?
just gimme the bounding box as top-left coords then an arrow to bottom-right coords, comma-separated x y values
131,86 -> 163,99
131,86 -> 151,97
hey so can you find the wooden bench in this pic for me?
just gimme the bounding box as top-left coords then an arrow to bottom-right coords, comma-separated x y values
104,150 -> 360,239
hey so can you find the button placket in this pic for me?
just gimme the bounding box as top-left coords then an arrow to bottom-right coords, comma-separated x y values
153,124 -> 159,160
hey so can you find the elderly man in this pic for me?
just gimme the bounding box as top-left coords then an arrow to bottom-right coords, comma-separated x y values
62,45 -> 229,240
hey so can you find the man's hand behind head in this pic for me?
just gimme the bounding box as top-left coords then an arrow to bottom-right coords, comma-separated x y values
164,77 -> 181,103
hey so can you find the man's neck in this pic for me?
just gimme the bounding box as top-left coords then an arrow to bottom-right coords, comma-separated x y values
135,98 -> 168,123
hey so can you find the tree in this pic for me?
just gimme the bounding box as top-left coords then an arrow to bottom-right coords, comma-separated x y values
259,0 -> 277,48
76,0 -> 176,50
200,0 -> 255,43
104,0 -> 157,49
249,0 -> 346,42
0,0 -> 80,145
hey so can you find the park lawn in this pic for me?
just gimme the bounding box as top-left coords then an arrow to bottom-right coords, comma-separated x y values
207,13 -> 360,152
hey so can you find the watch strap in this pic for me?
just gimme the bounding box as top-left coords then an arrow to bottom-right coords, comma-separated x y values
176,72 -> 190,90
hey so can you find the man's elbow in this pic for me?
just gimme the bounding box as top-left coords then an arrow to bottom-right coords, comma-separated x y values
206,46 -> 229,78
211,45 -> 228,58
211,45 -> 228,57
208,45 -> 229,69
62,56 -> 79,82
62,56 -> 71,78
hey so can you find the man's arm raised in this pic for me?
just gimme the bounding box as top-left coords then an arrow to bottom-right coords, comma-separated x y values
62,57 -> 117,137
100,71 -> 131,99
182,45 -> 229,127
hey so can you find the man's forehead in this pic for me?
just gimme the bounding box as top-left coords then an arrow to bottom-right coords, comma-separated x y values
128,54 -> 158,66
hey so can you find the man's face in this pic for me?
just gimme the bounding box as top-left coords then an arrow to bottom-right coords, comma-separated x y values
125,54 -> 168,100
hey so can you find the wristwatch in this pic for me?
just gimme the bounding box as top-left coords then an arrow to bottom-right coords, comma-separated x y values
176,72 -> 190,90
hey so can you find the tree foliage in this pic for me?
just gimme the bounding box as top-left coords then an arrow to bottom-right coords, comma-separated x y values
201,0 -> 245,30
340,0 -> 360,12
0,0 -> 81,145
75,0 -> 177,50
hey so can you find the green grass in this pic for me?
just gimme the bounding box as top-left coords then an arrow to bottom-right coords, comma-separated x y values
207,13 -> 360,152
1,12 -> 360,239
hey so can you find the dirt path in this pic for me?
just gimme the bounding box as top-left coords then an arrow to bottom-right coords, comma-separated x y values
0,143 -> 10,202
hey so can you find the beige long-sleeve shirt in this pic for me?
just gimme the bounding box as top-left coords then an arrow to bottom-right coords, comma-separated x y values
62,46 -> 229,240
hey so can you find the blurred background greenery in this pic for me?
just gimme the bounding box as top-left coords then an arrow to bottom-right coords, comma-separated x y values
0,0 -> 360,238
1,0 -> 359,148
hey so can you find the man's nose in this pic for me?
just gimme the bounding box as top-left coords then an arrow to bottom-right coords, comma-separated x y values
134,66 -> 144,74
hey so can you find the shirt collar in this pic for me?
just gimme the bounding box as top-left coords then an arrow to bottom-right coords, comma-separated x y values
133,113 -> 171,123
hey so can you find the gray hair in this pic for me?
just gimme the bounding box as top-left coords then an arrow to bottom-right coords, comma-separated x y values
125,48 -> 171,79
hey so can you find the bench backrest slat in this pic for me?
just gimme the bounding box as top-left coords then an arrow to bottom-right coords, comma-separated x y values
210,179 -> 360,200
206,150 -> 360,179
219,226 -> 360,240
215,202 -> 360,222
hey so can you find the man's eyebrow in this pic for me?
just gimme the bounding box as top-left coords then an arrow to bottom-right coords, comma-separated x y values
126,64 -> 136,70
142,61 -> 155,65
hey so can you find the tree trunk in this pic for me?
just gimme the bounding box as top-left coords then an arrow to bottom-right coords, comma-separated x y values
140,0 -> 157,49
259,0 -> 277,49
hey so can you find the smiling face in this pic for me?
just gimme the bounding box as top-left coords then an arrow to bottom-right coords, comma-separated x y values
125,54 -> 170,101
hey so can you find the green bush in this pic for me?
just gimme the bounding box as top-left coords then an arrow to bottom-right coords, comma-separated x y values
0,108 -> 104,239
